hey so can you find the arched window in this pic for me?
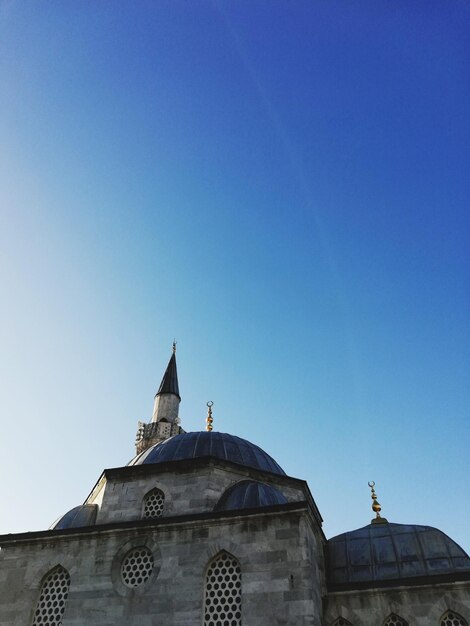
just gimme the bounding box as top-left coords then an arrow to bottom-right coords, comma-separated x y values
383,615 -> 408,626
204,551 -> 241,626
332,618 -> 353,626
142,487 -> 165,519
440,610 -> 468,626
32,565 -> 70,625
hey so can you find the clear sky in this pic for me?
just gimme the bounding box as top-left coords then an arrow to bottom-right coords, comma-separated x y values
0,1 -> 469,550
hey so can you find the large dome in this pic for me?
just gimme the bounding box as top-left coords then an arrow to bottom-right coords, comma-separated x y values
327,521 -> 470,587
128,431 -> 286,475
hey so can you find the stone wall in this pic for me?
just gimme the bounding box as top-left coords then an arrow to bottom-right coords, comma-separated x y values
90,461 -> 309,525
324,581 -> 470,625
0,508 -> 323,626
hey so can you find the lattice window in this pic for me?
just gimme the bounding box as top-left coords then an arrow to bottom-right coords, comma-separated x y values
204,551 -> 241,626
121,546 -> 154,588
441,611 -> 468,626
383,615 -> 408,626
32,565 -> 70,626
333,618 -> 353,626
143,488 -> 165,519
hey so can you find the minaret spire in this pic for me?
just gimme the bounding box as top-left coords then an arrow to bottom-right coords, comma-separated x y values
154,345 -> 180,402
135,343 -> 185,454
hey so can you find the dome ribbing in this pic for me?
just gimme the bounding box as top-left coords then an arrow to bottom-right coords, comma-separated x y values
327,522 -> 470,587
128,431 -> 286,475
215,480 -> 288,511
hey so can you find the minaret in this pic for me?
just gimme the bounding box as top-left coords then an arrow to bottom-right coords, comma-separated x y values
135,343 -> 185,454
152,341 -> 180,423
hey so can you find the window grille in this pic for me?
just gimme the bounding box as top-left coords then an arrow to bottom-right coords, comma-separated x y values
441,611 -> 469,626
333,618 -> 353,626
121,547 -> 154,588
32,565 -> 70,626
204,551 -> 241,626
383,615 -> 408,626
143,488 -> 165,519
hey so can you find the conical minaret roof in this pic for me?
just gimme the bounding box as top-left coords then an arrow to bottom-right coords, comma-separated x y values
156,344 -> 180,400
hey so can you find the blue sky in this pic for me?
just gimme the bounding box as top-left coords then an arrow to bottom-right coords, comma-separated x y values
0,1 -> 469,549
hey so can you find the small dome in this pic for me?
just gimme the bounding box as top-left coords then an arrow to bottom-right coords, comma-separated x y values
129,431 -> 285,476
50,504 -> 98,530
215,480 -> 288,511
327,522 -> 470,587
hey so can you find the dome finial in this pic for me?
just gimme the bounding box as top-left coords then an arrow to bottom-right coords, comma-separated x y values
368,481 -> 388,524
206,401 -> 214,432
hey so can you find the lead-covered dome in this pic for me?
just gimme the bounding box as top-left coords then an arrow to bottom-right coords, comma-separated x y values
215,480 -> 288,511
50,504 -> 98,530
128,431 -> 286,475
327,521 -> 470,588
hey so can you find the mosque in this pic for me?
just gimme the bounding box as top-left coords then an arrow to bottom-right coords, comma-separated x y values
0,345 -> 469,625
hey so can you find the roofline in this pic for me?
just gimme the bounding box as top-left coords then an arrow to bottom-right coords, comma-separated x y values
0,501 -> 308,545
327,521 -> 466,542
327,570 -> 470,592
84,455 -> 324,529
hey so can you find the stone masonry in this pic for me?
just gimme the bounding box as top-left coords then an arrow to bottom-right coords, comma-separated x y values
0,507 -> 324,626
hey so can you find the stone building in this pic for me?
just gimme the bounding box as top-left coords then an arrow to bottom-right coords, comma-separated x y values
0,347 -> 469,625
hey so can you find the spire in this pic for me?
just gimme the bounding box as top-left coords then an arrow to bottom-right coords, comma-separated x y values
156,344 -> 180,400
206,401 -> 214,431
136,343 -> 185,454
368,481 -> 388,524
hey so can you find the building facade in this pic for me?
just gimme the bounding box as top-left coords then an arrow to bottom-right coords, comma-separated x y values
0,348 -> 469,625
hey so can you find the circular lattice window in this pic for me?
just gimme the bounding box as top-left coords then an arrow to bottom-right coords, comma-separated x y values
143,488 -> 165,519
441,611 -> 468,626
121,547 -> 154,588
384,615 -> 408,626
32,566 -> 70,625
204,551 -> 241,626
